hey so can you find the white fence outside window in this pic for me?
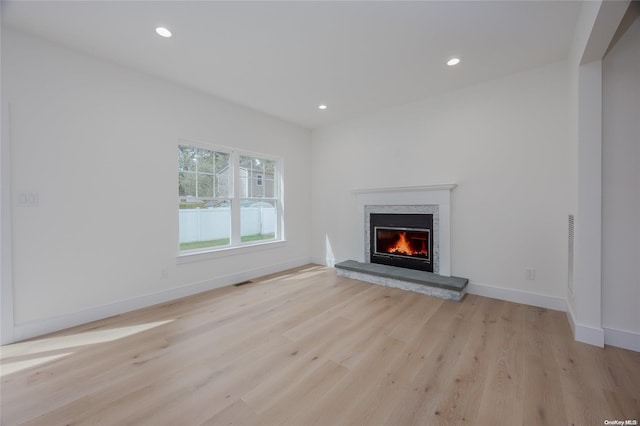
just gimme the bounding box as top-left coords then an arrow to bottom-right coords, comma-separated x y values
179,207 -> 276,243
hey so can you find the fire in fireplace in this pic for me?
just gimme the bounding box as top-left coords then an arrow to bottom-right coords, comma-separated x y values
370,213 -> 433,272
375,228 -> 429,258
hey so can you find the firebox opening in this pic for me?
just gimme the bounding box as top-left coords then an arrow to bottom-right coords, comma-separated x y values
375,227 -> 430,260
369,212 -> 434,272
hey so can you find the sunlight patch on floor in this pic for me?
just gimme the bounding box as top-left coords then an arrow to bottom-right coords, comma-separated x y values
282,270 -> 326,281
259,267 -> 326,284
0,352 -> 72,377
0,319 -> 174,359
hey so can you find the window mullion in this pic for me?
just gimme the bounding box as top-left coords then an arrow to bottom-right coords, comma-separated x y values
230,152 -> 241,245
275,158 -> 283,240
194,148 -> 199,198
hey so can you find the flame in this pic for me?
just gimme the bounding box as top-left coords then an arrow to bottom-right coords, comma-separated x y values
389,232 -> 427,256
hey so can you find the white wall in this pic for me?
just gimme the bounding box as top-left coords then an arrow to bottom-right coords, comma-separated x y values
602,16 -> 640,338
2,29 -> 312,338
311,61 -> 572,302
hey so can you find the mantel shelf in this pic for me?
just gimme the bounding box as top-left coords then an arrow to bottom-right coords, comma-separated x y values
352,184 -> 457,194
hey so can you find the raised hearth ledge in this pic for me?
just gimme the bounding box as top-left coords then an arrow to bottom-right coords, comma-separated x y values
335,260 -> 468,301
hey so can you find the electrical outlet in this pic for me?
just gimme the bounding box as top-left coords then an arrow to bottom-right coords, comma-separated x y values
160,267 -> 169,279
525,268 -> 536,280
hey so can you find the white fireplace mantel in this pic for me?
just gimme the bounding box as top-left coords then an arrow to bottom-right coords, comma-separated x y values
352,184 -> 457,194
353,184 -> 456,277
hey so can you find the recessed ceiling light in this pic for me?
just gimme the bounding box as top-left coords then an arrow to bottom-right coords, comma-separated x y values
156,27 -> 172,38
447,58 -> 461,66
318,104 -> 327,110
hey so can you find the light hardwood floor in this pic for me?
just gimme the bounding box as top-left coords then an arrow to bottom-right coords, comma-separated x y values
1,265 -> 638,425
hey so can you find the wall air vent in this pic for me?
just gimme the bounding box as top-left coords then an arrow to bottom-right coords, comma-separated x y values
568,214 -> 575,293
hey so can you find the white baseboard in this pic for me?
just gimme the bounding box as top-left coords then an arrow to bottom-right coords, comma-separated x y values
574,324 -> 605,347
604,326 -> 640,352
564,300 -> 605,347
12,257 -> 311,343
465,281 -> 566,312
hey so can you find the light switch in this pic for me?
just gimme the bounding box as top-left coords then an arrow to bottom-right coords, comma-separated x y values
17,193 -> 38,207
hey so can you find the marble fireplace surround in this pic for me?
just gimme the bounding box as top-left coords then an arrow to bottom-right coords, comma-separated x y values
353,184 -> 455,277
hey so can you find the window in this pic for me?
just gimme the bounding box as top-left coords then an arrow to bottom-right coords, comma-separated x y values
178,143 -> 281,254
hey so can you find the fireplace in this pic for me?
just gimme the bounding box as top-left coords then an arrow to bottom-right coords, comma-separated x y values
336,185 -> 464,300
354,186 -> 455,277
370,213 -> 433,272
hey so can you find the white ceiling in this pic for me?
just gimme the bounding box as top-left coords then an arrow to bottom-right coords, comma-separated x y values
2,1 -> 582,129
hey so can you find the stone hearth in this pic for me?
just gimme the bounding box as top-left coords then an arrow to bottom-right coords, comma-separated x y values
335,260 -> 468,301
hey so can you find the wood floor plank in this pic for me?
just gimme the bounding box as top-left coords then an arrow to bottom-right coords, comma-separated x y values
252,359 -> 349,425
383,317 -> 474,425
522,352 -> 568,426
2,264 -> 638,425
200,399 -> 259,426
289,333 -> 409,426
432,299 -> 502,424
475,301 -> 526,424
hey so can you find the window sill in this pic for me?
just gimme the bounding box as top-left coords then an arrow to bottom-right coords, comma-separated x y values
176,239 -> 286,264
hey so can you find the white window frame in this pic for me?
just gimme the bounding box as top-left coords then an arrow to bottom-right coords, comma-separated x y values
177,140 -> 284,262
